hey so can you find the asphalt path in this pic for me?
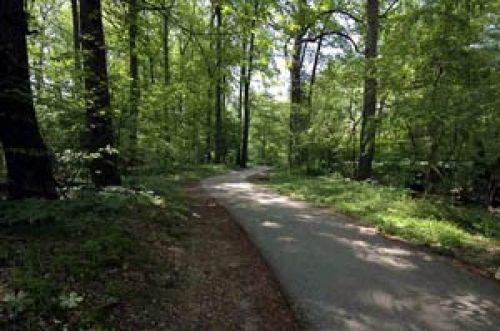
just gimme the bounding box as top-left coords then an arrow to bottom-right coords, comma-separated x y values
202,167 -> 500,331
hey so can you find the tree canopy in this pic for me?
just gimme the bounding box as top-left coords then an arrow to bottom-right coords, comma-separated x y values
0,0 -> 499,205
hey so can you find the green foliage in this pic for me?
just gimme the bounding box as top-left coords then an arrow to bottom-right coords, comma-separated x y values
268,170 -> 500,273
59,291 -> 84,309
13,0 -> 498,194
4,0 -> 498,327
250,96 -> 289,165
2,291 -> 32,318
0,174 -> 191,329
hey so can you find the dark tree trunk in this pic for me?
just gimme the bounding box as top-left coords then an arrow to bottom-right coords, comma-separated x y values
0,0 -> 57,199
289,34 -> 303,168
239,0 -> 259,169
214,1 -> 224,163
304,37 -> 322,171
236,41 -> 247,166
357,0 -> 379,180
80,0 -> 121,187
177,35 -> 186,115
127,0 -> 140,163
142,11 -> 155,85
205,87 -> 212,163
308,37 -> 322,108
162,11 -> 171,144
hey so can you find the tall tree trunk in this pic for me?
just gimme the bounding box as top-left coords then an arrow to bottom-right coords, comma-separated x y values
240,1 -> 259,168
0,0 -> 57,199
205,87 -> 212,162
127,0 -> 140,163
357,0 -> 379,180
162,11 -> 171,144
178,35 -> 186,115
289,33 -> 303,168
308,37 -> 322,108
80,0 -> 121,187
304,37 -> 322,171
214,0 -> 224,163
236,41 -> 247,166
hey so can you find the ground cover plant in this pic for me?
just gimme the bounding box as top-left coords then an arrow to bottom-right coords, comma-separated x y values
267,170 -> 500,277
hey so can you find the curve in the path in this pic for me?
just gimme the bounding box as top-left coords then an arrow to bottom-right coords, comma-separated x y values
202,167 -> 500,331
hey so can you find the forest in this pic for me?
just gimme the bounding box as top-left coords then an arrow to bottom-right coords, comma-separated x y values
1,0 -> 500,329
1,0 -> 500,203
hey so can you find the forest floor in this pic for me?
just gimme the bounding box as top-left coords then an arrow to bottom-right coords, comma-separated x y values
202,167 -> 500,330
0,166 -> 298,330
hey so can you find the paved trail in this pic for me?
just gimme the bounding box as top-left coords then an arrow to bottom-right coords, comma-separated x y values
202,168 -> 500,331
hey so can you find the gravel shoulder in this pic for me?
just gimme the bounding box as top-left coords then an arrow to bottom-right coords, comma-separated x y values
173,181 -> 300,330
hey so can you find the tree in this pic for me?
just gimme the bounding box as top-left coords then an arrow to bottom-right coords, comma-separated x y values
79,0 -> 121,186
280,0 -> 360,168
10,0 -> 498,207
214,0 -> 224,163
287,0 -> 308,168
289,31 -> 305,167
357,0 -> 379,180
126,0 -> 140,163
0,0 -> 57,199
239,0 -> 260,168
236,40 -> 247,166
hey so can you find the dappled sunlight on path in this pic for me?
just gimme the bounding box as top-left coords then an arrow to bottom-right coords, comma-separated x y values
202,167 -> 500,331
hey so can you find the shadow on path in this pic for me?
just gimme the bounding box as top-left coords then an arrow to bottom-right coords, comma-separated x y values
202,168 -> 500,331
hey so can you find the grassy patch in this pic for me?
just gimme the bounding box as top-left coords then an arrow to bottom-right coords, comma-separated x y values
267,170 -> 500,275
0,165 -> 229,330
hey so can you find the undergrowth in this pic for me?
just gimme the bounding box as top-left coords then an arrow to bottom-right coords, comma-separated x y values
267,170 -> 500,276
0,165 -> 227,330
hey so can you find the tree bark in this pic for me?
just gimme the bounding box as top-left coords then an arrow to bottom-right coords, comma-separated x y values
308,37 -> 322,108
141,10 -> 155,85
177,35 -> 186,115
162,10 -> 171,145
127,0 -> 140,163
205,87 -> 212,162
236,41 -> 247,166
240,1 -> 259,168
80,0 -> 121,187
304,37 -> 322,171
289,33 -> 303,168
214,0 -> 224,163
357,0 -> 379,180
0,0 -> 57,199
